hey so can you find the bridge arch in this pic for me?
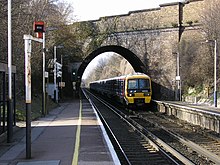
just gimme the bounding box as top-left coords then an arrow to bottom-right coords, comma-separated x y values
77,45 -> 147,80
75,45 -> 147,91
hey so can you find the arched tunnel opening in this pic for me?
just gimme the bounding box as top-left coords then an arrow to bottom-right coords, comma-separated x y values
61,45 -> 164,100
75,45 -> 148,92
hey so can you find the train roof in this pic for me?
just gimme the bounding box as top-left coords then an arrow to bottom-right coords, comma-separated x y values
90,72 -> 150,84
90,75 -> 126,84
126,72 -> 150,79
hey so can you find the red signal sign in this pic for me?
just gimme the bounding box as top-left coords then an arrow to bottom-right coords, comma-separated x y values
33,21 -> 45,38
33,21 -> 45,32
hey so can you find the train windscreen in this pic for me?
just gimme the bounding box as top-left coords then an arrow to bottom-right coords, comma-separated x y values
128,79 -> 150,90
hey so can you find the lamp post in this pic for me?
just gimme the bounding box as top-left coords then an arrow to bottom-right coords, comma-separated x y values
173,52 -> 181,101
7,0 -> 13,143
54,46 -> 57,102
34,21 -> 46,116
214,40 -> 217,107
206,39 -> 217,107
42,33 -> 46,116
176,52 -> 181,101
60,54 -> 63,100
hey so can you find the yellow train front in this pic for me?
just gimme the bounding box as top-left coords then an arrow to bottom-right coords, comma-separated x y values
90,73 -> 152,108
123,73 -> 152,107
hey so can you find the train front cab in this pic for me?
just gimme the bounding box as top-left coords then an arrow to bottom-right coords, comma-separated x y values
124,74 -> 152,107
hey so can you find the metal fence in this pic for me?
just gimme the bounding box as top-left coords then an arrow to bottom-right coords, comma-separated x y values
0,62 -> 16,135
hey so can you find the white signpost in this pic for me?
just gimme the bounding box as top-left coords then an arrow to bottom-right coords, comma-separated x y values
23,34 -> 44,159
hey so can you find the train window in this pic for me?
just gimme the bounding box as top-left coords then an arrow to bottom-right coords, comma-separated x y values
139,79 -> 150,89
128,79 -> 138,89
128,79 -> 150,90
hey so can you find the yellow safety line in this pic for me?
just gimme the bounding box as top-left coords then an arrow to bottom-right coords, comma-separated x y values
72,98 -> 82,165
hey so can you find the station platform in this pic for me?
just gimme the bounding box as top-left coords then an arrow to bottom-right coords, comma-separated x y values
0,98 -> 119,165
155,100 -> 220,134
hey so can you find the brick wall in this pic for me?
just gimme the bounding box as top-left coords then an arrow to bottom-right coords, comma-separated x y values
81,0 -> 210,99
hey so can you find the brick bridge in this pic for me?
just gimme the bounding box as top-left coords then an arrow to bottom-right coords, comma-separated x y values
67,0 -> 206,100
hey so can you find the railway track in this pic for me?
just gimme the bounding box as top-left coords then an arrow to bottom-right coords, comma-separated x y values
83,89 -> 193,165
95,87 -> 220,164
134,111 -> 220,164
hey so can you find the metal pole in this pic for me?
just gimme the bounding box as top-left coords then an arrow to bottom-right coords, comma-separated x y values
177,52 -> 180,101
3,72 -> 6,132
8,0 -> 12,101
42,33 -> 46,115
7,0 -> 13,143
24,36 -> 32,159
60,54 -> 63,100
175,52 -> 181,101
214,40 -> 217,107
13,73 -> 16,126
54,46 -> 57,102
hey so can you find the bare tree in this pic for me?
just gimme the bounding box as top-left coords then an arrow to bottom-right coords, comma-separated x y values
201,0 -> 220,40
199,0 -> 220,93
0,0 -> 74,96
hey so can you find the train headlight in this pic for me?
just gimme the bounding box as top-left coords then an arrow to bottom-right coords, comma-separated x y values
144,92 -> 150,96
128,93 -> 135,97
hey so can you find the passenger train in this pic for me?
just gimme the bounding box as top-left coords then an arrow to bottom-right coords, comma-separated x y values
90,73 -> 152,107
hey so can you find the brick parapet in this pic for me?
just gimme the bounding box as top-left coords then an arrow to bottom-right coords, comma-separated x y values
92,0 -> 205,32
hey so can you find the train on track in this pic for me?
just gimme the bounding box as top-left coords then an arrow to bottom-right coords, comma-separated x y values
90,73 -> 152,107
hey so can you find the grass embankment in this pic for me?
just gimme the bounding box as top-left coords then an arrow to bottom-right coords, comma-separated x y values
16,95 -> 58,121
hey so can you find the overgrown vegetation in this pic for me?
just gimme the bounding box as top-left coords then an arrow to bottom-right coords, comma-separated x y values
0,0 -> 75,119
1,0 -> 220,111
0,0 -> 74,93
180,0 -> 220,100
82,53 -> 134,87
16,94 -> 58,121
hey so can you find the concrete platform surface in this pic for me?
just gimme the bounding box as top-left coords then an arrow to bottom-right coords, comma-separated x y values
0,99 -> 118,165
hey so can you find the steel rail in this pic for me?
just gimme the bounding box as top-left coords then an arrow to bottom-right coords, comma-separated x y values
83,89 -> 131,165
84,89 -> 193,165
137,110 -> 220,164
126,116 -> 195,165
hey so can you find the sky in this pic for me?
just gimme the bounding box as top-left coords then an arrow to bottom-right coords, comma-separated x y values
65,0 -> 179,21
